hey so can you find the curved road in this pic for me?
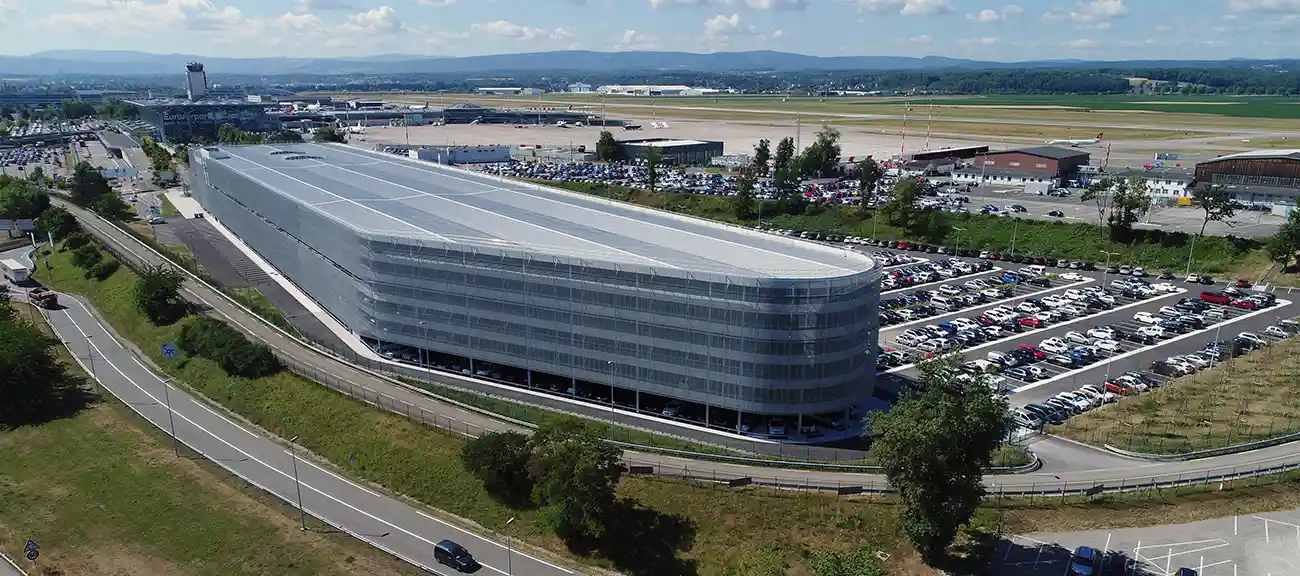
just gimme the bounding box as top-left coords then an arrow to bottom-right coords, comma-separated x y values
57,203 -> 1300,496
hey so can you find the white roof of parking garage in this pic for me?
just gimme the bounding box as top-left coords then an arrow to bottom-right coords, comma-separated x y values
207,143 -> 876,279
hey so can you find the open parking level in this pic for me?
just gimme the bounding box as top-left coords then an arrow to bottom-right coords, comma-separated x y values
1000,510 -> 1300,576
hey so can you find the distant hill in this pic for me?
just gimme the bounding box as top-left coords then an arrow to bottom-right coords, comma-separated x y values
3,49 -> 1296,76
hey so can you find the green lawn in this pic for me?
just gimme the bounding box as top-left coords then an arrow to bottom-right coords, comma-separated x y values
160,193 -> 180,217
0,303 -> 417,576
535,180 -> 1260,274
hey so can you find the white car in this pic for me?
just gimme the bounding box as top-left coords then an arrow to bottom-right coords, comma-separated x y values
1017,302 -> 1042,315
1022,365 -> 1045,379
1064,289 -> 1088,301
1060,272 -> 1086,282
1178,354 -> 1212,369
1039,338 -> 1070,354
1151,282 -> 1178,293
1080,384 -> 1119,404
1087,326 -> 1116,340
1093,293 -> 1117,305
1265,325 -> 1290,338
940,285 -> 965,296
1094,339 -> 1122,352
1042,295 -> 1069,308
1239,332 -> 1268,347
1055,392 -> 1093,412
1134,312 -> 1161,324
1158,306 -> 1182,317
1063,331 -> 1091,345
1132,267 -> 1147,277
1058,305 -> 1084,317
952,318 -> 980,332
981,288 -> 1003,299
1138,325 -> 1165,338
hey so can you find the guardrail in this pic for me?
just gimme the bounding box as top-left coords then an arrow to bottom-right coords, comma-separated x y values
0,551 -> 29,576
55,186 -> 1300,496
1105,429 -> 1300,462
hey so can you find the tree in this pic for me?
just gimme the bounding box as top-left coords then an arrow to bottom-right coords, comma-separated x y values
1268,209 -> 1300,270
26,166 -> 46,185
1106,177 -> 1151,237
134,264 -> 188,325
461,431 -> 535,507
751,138 -> 771,176
1079,178 -> 1114,227
268,130 -> 303,143
880,178 -> 923,229
91,192 -> 130,220
59,99 -> 96,118
866,353 -> 1010,564
797,124 -> 842,178
313,126 -> 348,143
70,244 -> 102,269
596,131 -> 619,162
0,180 -> 49,219
70,161 -> 112,206
644,146 -> 663,195
856,157 -> 884,205
528,418 -> 624,546
772,136 -> 795,176
0,293 -> 89,428
39,205 -> 80,238
732,167 -> 758,220
1192,184 -> 1241,238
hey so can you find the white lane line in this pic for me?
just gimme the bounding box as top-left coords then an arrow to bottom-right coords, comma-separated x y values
1011,298 -> 1291,393
326,143 -> 862,274
882,288 -> 1188,375
880,276 -> 1091,334
59,296 -> 567,575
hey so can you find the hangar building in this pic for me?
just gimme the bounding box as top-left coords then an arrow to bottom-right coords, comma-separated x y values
618,138 -> 724,166
1194,149 -> 1300,214
187,143 -> 880,434
952,146 -> 1090,187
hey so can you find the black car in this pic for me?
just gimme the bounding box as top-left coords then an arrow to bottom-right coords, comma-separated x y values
434,540 -> 480,573
1027,277 -> 1052,288
1048,210 -> 1065,217
1159,269 -> 1175,279
1177,315 -> 1205,329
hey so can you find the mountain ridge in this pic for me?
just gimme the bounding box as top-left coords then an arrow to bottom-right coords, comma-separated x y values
4,49 -> 1294,76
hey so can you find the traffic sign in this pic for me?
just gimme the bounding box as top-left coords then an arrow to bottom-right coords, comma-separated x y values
24,549 -> 36,562
161,341 -> 178,359
23,540 -> 37,554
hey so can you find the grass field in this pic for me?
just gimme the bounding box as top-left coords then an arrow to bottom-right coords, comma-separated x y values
537,180 -> 1260,274
160,194 -> 180,217
319,92 -> 1300,131
0,303 -> 417,576
31,236 -> 1300,574
1053,335 -> 1300,455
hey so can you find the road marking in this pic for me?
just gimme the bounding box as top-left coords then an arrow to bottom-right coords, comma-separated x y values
880,276 -> 1091,334
1010,298 -> 1291,393
883,288 -> 1188,376
57,295 -> 567,575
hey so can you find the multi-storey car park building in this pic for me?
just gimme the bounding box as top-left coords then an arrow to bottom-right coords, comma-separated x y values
187,143 -> 881,435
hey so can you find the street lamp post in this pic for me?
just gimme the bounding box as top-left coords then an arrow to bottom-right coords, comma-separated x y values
505,517 -> 516,576
1184,234 -> 1199,278
1101,250 -> 1118,288
288,436 -> 307,531
607,360 -> 615,441
953,227 -> 967,256
1010,218 -> 1020,257
162,377 -> 179,457
85,335 -> 97,382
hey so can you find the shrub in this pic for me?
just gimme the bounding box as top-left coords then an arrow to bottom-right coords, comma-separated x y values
62,232 -> 92,250
87,259 -> 119,281
460,431 -> 535,507
177,316 -> 280,378
70,244 -> 102,269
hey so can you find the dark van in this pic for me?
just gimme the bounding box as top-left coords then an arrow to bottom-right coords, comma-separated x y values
434,539 -> 480,572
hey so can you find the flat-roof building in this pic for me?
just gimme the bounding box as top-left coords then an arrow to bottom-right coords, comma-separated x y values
188,143 -> 880,430
618,138 -> 724,165
129,98 -> 277,144
1194,149 -> 1300,213
954,146 -> 1090,187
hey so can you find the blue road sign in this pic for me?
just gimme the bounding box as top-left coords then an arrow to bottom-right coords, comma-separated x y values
25,549 -> 36,562
161,341 -> 178,359
23,540 -> 36,553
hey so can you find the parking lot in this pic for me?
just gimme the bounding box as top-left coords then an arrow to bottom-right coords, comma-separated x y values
1000,510 -> 1300,575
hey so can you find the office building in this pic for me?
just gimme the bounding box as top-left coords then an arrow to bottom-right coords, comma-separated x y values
187,143 -> 880,431
185,62 -> 208,101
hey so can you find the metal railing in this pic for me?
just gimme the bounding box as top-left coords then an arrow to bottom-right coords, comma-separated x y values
61,201 -> 1300,495
1105,428 -> 1300,462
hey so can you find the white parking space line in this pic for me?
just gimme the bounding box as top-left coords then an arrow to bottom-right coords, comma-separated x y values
881,278 -> 1094,335
883,288 -> 1188,375
1011,299 -> 1291,393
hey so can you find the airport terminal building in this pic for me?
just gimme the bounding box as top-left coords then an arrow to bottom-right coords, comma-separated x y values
130,98 -> 278,143
188,143 -> 880,432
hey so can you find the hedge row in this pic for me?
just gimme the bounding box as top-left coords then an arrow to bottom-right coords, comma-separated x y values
177,315 -> 280,379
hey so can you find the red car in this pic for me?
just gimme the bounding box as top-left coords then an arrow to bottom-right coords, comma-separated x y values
896,241 -> 909,250
1235,279 -> 1253,289
1018,316 -> 1044,329
1017,344 -> 1047,359
1230,299 -> 1258,310
1200,291 -> 1232,305
1104,380 -> 1138,395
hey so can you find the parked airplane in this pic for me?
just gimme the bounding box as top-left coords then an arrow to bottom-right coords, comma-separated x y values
1046,133 -> 1103,147
344,123 -> 367,134
555,121 -> 571,128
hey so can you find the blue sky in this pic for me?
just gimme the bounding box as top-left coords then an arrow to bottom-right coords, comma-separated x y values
7,0 -> 1298,60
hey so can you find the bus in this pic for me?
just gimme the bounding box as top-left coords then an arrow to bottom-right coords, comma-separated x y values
2,258 -> 29,284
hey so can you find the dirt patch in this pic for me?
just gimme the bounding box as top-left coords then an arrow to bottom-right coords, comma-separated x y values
1130,101 -> 1242,106
50,544 -> 189,576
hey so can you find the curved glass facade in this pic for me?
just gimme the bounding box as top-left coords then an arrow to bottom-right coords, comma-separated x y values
191,150 -> 881,416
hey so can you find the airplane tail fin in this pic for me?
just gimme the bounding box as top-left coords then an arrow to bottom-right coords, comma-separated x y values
1096,132 -> 1104,139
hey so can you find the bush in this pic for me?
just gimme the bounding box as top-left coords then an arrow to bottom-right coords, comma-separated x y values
70,244 -> 102,269
87,259 -> 119,281
177,316 -> 280,378
460,431 -> 535,507
63,232 -> 92,250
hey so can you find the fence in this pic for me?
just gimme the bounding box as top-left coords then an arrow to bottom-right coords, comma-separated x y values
64,201 -> 1300,494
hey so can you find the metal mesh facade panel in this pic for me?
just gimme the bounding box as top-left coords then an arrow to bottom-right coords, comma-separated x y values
190,148 -> 880,415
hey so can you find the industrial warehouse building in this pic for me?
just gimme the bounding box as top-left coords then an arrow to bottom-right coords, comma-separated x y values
952,146 -> 1090,187
618,138 -> 724,165
188,143 -> 880,434
1194,149 -> 1300,215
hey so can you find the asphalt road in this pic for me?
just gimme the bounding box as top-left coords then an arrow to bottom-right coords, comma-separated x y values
4,249 -> 575,576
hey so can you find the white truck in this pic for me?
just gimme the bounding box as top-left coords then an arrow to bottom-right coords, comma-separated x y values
2,258 -> 29,284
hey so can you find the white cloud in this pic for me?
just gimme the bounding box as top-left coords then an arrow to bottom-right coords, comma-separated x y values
906,33 -> 932,43
1228,0 -> 1300,12
614,29 -> 659,49
293,0 -> 351,11
852,0 -> 951,15
649,0 -> 709,7
1066,38 -> 1097,49
966,5 -> 1020,22
469,19 -> 547,40
1041,5 -> 1067,21
770,28 -> 785,38
41,0 -> 252,36
957,36 -> 1000,46
1070,0 -> 1127,23
339,6 -> 404,35
729,0 -> 810,8
414,0 -> 455,5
